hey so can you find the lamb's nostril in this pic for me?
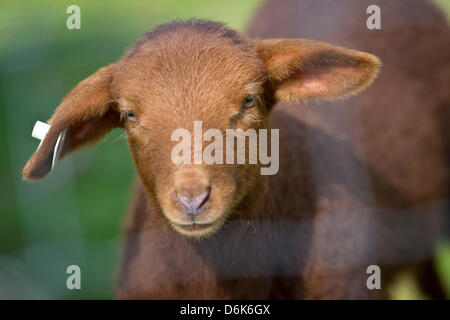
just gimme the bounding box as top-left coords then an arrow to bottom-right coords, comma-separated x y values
176,189 -> 210,215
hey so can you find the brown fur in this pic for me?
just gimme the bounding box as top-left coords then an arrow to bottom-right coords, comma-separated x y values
22,0 -> 450,299
247,0 -> 450,298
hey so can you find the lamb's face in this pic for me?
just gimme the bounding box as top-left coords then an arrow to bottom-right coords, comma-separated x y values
22,21 -> 380,240
113,34 -> 268,237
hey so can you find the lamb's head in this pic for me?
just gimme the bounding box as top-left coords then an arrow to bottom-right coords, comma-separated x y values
23,20 -> 381,238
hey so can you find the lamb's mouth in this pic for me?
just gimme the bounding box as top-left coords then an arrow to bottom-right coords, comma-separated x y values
177,222 -> 215,231
171,217 -> 225,237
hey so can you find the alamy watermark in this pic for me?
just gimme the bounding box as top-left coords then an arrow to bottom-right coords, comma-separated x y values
66,265 -> 81,290
171,121 -> 279,175
366,264 -> 381,290
66,5 -> 81,30
367,5 -> 381,30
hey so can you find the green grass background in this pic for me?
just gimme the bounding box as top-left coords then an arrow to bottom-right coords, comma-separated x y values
0,0 -> 448,299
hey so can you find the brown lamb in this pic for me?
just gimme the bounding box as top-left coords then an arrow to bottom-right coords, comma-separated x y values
23,0 -> 450,299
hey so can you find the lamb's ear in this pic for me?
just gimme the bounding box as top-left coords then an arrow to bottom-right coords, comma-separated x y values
256,39 -> 381,102
23,64 -> 122,181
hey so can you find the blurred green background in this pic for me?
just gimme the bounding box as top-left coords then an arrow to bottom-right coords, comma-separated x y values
0,0 -> 449,299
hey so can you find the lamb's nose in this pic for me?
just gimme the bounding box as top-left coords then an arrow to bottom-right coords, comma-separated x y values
176,185 -> 210,216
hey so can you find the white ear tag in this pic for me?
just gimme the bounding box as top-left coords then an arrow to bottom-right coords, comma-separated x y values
32,121 -> 67,170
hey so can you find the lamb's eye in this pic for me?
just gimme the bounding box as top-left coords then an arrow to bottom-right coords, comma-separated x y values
126,111 -> 136,122
243,95 -> 256,108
